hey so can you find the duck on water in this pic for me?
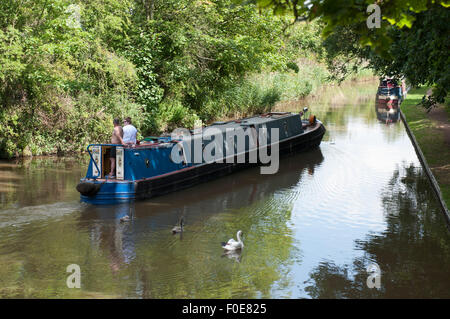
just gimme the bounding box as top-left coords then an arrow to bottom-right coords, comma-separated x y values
76,111 -> 325,204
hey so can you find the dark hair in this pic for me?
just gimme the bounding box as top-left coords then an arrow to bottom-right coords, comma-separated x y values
113,118 -> 120,125
125,117 -> 132,124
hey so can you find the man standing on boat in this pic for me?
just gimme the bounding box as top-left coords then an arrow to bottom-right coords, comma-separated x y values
123,117 -> 137,144
109,118 -> 124,178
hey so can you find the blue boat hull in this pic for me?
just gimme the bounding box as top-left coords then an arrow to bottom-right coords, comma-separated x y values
79,180 -> 136,204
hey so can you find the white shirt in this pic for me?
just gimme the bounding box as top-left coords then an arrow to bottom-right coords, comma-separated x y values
123,124 -> 137,144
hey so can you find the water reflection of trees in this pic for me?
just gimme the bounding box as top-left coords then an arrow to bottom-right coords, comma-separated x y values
275,81 -> 380,142
0,155 -> 89,209
78,149 -> 324,298
305,163 -> 450,298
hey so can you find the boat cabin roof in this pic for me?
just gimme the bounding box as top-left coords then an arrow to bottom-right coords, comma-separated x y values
197,112 -> 296,132
103,112 -> 301,149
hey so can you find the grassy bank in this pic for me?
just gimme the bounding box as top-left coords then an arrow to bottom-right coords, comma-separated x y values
401,87 -> 450,209
213,61 -> 374,122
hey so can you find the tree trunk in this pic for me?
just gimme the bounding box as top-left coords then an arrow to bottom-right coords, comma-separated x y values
143,0 -> 154,21
150,0 -> 154,20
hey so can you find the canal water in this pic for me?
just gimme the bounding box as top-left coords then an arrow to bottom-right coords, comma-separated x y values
0,79 -> 449,298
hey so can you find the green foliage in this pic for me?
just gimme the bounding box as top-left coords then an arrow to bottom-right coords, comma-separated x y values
0,0 -> 352,158
286,62 -> 299,73
251,0 -> 449,52
249,0 -> 450,108
252,61 -> 332,102
197,79 -> 282,121
126,0 -> 287,129
0,0 -> 295,157
154,100 -> 200,132
323,4 -> 449,107
0,0 -> 141,157
283,20 -> 326,59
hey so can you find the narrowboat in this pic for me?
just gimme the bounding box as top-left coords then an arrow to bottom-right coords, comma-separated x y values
375,78 -> 405,110
76,111 -> 326,204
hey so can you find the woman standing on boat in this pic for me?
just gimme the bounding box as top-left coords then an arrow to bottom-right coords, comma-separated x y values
109,118 -> 124,178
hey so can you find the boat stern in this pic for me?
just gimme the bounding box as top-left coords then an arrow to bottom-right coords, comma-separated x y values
77,179 -> 136,204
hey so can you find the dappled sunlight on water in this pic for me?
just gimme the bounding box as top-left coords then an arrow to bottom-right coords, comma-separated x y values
0,80 -> 449,298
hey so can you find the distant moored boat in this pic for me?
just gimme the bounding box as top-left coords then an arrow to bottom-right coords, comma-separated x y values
375,78 -> 405,110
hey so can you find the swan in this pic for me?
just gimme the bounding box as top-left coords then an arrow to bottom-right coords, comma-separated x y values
172,216 -> 184,234
221,230 -> 244,251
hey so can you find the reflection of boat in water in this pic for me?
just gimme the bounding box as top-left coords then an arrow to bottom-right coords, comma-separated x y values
76,112 -> 325,204
80,147 -> 324,225
375,105 -> 400,123
78,148 -> 324,272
